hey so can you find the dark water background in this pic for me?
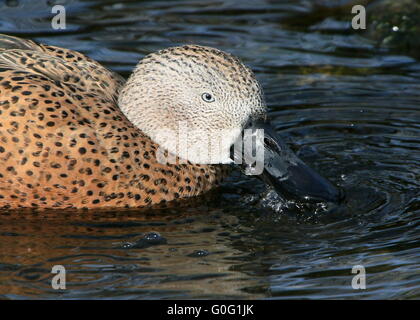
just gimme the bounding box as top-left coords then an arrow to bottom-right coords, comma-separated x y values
0,0 -> 419,299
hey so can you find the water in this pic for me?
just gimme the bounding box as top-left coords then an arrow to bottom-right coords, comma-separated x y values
0,0 -> 419,299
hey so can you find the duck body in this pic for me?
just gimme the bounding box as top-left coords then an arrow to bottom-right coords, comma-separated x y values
0,35 -> 341,211
0,35 -> 227,210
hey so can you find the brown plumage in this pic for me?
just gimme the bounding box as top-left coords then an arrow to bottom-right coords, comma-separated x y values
0,34 -> 267,210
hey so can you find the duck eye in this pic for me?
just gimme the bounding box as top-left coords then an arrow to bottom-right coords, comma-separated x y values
201,93 -> 215,102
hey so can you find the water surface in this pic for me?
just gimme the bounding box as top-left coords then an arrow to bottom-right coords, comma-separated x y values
0,0 -> 419,299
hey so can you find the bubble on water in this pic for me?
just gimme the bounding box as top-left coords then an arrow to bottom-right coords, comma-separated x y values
187,250 -> 209,258
121,232 -> 167,249
121,242 -> 134,249
143,232 -> 164,243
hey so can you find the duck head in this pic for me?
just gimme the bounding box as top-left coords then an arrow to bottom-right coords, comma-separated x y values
119,45 -> 341,203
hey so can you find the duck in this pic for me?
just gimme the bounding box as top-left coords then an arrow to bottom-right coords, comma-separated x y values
0,34 -> 340,210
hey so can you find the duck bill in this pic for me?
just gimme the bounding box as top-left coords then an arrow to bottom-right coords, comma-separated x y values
239,119 -> 342,203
